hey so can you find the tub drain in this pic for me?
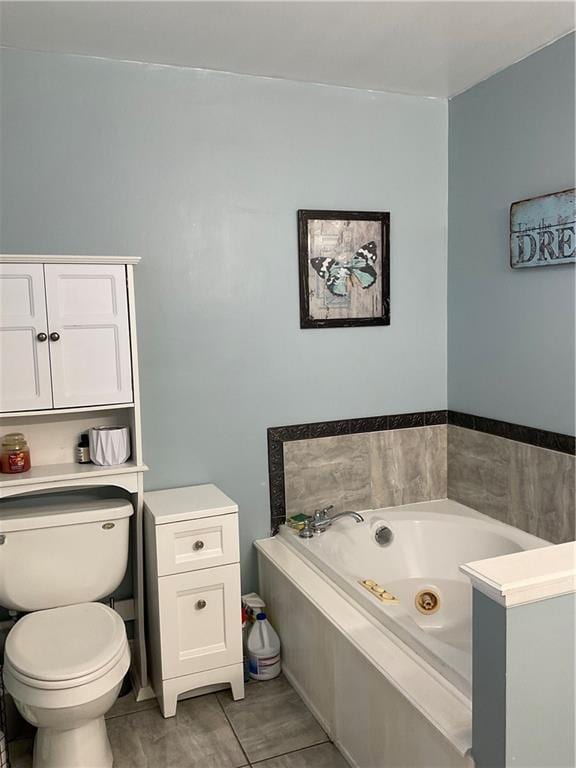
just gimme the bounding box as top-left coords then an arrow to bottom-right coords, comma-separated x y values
415,589 -> 440,614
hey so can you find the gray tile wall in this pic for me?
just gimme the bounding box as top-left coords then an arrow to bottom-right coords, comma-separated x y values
283,423 -> 574,544
448,425 -> 575,543
283,425 -> 447,517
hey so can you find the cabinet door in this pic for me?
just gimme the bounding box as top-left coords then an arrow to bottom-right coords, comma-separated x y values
0,264 -> 53,412
158,564 -> 242,679
44,264 -> 133,408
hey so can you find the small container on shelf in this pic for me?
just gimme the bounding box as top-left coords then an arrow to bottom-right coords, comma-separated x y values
89,426 -> 131,466
75,433 -> 91,464
1,432 -> 31,474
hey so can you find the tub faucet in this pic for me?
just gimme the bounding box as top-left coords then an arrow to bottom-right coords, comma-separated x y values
299,507 -> 364,538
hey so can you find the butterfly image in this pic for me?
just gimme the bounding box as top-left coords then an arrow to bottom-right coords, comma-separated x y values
310,241 -> 378,297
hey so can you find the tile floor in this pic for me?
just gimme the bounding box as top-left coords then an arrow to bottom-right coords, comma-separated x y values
9,675 -> 348,768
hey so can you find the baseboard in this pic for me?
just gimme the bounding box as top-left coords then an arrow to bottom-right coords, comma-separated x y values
128,640 -> 156,702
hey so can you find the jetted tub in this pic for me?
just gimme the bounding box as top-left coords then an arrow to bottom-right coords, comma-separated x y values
279,498 -> 548,695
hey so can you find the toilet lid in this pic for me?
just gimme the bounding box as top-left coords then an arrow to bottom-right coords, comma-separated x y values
5,603 -> 127,683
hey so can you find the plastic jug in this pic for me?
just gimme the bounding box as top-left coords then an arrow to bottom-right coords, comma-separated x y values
247,612 -> 281,680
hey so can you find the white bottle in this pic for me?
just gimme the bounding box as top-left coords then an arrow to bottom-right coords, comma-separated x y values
247,612 -> 281,681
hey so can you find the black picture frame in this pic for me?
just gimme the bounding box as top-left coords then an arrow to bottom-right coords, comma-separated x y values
298,209 -> 390,329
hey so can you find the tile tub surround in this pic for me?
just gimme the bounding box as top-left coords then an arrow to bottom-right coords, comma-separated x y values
448,425 -> 576,544
9,675 -> 340,768
448,411 -> 575,455
268,410 -> 448,530
283,426 -> 447,520
268,410 -> 575,535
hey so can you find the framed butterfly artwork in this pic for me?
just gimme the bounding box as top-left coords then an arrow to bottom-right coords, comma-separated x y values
298,209 -> 390,328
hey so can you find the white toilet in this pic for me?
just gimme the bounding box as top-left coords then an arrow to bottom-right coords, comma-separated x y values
0,495 -> 133,768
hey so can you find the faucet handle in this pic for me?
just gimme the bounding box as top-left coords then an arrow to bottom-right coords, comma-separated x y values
313,505 -> 333,521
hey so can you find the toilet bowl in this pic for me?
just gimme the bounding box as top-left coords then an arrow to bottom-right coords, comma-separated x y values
4,602 -> 130,768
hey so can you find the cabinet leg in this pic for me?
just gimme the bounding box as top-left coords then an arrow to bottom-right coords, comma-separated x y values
230,667 -> 245,701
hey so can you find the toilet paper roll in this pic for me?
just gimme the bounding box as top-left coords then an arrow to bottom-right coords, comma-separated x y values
89,426 -> 131,466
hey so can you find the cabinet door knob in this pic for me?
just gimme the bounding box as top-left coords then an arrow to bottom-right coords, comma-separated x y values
49,332 -> 60,342
193,540 -> 205,551
36,332 -> 48,342
196,599 -> 207,610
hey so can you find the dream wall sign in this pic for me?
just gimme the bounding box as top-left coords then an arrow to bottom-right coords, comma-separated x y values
298,210 -> 390,328
510,188 -> 575,268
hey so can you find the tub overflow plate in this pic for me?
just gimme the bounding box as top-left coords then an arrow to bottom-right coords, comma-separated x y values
415,589 -> 440,614
375,525 -> 393,546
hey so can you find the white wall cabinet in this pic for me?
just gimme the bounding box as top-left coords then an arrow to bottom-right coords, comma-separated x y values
0,262 -> 133,412
0,264 -> 53,412
145,485 -> 245,718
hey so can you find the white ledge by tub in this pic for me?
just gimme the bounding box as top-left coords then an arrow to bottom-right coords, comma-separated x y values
460,540 -> 576,607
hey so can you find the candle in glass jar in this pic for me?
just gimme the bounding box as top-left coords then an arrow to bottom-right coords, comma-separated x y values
0,432 -> 31,473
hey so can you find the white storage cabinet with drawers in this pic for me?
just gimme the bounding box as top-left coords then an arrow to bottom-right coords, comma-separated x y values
144,484 -> 245,717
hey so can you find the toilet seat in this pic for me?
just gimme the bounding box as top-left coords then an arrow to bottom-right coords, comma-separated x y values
3,603 -> 130,709
5,603 -> 127,688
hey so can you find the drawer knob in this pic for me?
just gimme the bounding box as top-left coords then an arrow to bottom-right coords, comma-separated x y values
196,599 -> 207,610
193,540 -> 205,551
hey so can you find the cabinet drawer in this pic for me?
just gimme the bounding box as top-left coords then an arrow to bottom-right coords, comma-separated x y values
156,513 -> 239,576
158,564 -> 242,678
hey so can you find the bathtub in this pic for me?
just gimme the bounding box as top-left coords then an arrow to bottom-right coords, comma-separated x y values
277,498 -> 548,696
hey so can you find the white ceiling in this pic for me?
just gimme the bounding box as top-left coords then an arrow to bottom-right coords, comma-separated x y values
0,1 -> 574,98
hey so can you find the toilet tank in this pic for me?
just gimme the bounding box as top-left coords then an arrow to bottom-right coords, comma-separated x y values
0,495 -> 133,611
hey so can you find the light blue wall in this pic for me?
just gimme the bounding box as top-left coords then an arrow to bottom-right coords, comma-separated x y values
473,588 -> 576,768
448,34 -> 576,436
0,49 -> 448,588
506,593 -> 575,767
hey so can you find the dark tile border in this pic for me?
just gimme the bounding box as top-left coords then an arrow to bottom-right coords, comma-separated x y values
448,411 -> 576,455
267,410 -> 446,533
267,409 -> 575,533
